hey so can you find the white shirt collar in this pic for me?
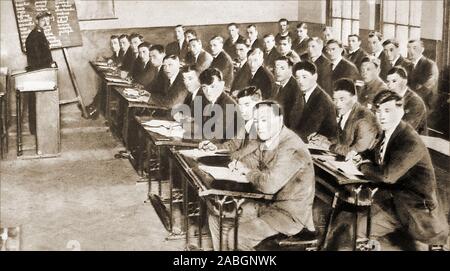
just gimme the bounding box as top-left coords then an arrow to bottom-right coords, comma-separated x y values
398,87 -> 408,98
339,107 -> 353,130
304,83 -> 317,103
373,49 -> 383,58
391,55 -> 401,66
380,120 -> 401,162
311,55 -> 320,62
191,87 -> 200,100
332,57 -> 342,69
348,48 -> 360,55
261,127 -> 283,151
169,73 -> 178,86
245,120 -> 253,133
412,55 -> 422,67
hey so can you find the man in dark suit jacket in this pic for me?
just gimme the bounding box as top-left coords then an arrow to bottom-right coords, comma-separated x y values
150,55 -> 188,108
301,37 -> 332,96
262,34 -> 281,72
211,101 -> 316,251
356,91 -> 448,250
382,39 -> 413,76
165,25 -> 189,62
185,39 -> 213,74
246,24 -> 264,50
191,68 -> 241,143
346,34 -> 368,72
119,34 -> 137,72
108,35 -> 123,65
368,31 -> 390,80
209,36 -> 234,88
329,79 -> 380,158
130,42 -> 157,86
358,56 -> 388,108
386,67 -> 428,135
274,18 -> 295,43
247,48 -> 275,99
272,57 -> 303,127
277,36 -> 301,64
231,41 -> 252,95
292,22 -> 309,57
290,61 -> 337,142
224,23 -> 246,61
172,65 -> 204,123
407,39 -> 439,111
326,39 -> 360,96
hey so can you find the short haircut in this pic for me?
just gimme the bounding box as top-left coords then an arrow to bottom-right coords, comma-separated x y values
199,68 -> 223,85
247,24 -> 257,30
129,33 -> 144,41
119,34 -> 130,41
110,35 -> 119,40
373,90 -> 403,108
227,23 -> 239,29
254,100 -> 284,117
279,18 -> 289,24
293,60 -> 317,75
361,56 -> 381,68
307,37 -> 324,47
188,38 -> 201,44
334,78 -> 356,95
36,11 -> 51,20
326,39 -> 343,48
175,24 -> 184,29
322,26 -> 332,32
297,22 -> 308,29
181,64 -> 198,74
275,56 -> 293,67
163,54 -> 179,62
235,40 -> 249,47
368,31 -> 383,41
210,35 -> 224,44
149,44 -> 165,54
263,33 -> 275,40
278,35 -> 292,43
247,47 -> 263,58
185,29 -> 197,37
408,39 -> 424,47
382,39 -> 400,48
138,41 -> 152,50
237,86 -> 262,101
387,66 -> 408,79
348,34 -> 361,41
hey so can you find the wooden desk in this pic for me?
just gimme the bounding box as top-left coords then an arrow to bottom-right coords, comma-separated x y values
171,149 -> 274,251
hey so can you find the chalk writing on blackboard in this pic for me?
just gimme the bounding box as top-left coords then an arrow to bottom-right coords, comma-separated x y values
13,0 -> 83,52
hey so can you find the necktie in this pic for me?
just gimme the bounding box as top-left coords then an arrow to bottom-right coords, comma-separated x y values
302,91 -> 307,104
377,132 -> 386,165
338,114 -> 344,132
331,63 -> 335,71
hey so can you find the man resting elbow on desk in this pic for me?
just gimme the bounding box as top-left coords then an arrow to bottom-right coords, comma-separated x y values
355,90 -> 448,250
329,78 -> 380,160
208,101 -> 316,251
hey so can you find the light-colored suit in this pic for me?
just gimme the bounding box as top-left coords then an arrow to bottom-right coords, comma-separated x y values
227,126 -> 316,250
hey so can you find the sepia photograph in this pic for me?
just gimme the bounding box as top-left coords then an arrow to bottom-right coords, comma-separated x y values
0,0 -> 449,257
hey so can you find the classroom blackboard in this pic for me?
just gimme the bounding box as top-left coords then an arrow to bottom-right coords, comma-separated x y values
12,0 -> 83,52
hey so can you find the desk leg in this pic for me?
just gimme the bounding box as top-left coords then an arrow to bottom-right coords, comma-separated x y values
233,198 -> 244,251
168,154 -> 174,232
123,106 -> 130,149
197,198 -> 203,249
105,84 -> 111,126
183,175 -> 189,248
16,91 -> 22,156
322,192 -> 339,250
352,186 -> 362,251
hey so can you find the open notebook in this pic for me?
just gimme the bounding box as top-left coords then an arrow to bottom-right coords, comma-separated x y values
198,165 -> 249,183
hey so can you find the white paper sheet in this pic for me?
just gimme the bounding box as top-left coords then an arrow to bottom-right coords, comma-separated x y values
144,125 -> 185,138
198,165 -> 249,183
178,149 -> 229,159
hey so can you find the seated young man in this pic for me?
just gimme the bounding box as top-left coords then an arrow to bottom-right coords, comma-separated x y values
185,38 -> 213,74
290,60 -> 337,143
198,86 -> 261,153
208,101 -> 316,251
329,78 -> 380,160
355,90 -> 448,251
358,56 -> 388,108
186,68 -> 242,143
107,35 -> 123,65
386,66 -> 428,135
130,42 -> 156,87
172,65 -> 204,122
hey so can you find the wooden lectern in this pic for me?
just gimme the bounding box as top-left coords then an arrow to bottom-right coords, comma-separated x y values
13,68 -> 60,158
